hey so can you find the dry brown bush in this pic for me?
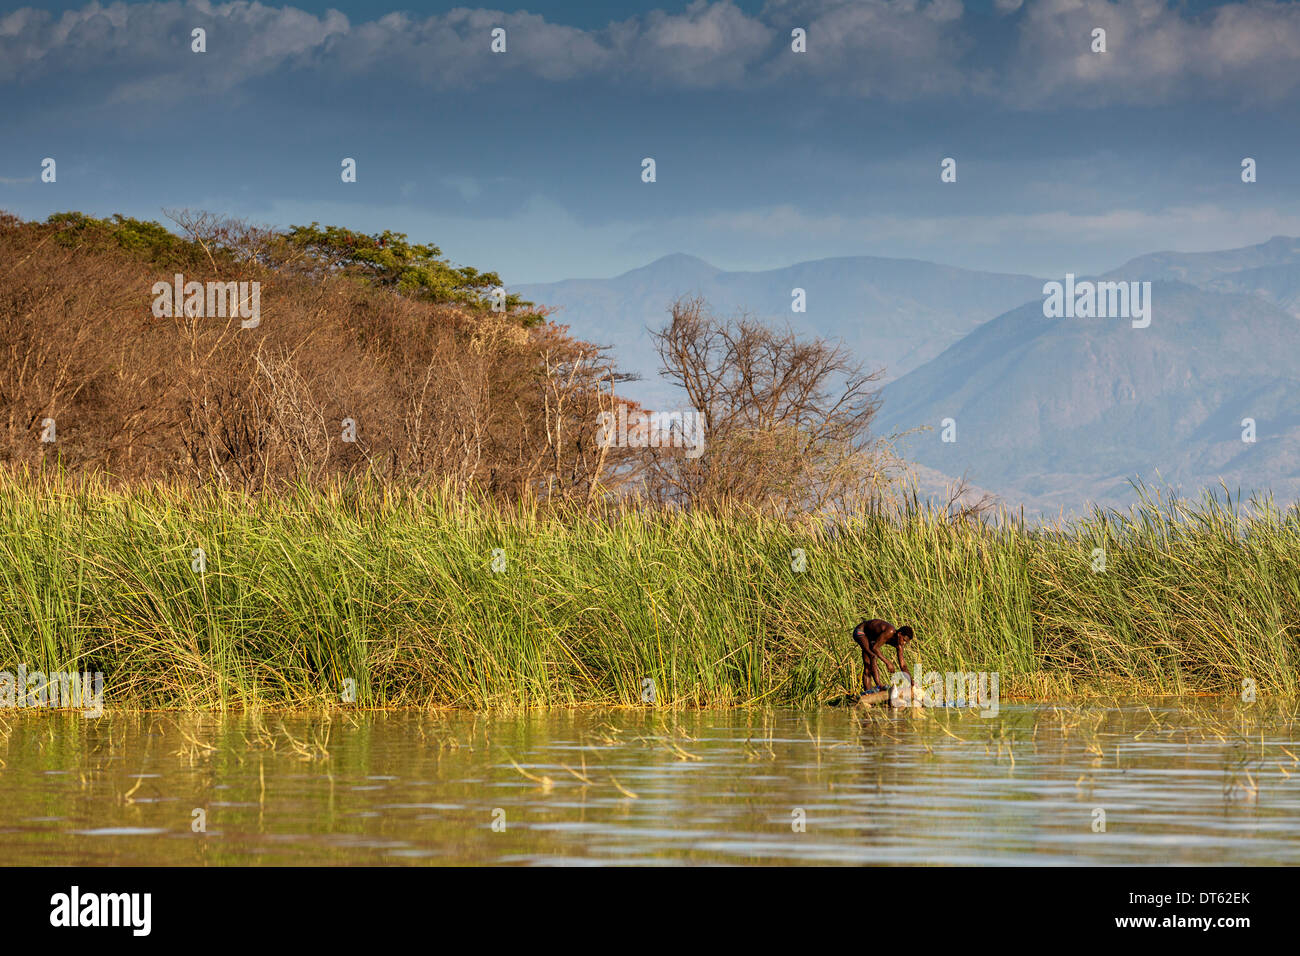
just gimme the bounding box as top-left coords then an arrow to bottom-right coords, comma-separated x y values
0,212 -> 621,498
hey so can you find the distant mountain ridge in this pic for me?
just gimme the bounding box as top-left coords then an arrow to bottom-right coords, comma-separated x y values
516,253 -> 1045,409
520,237 -> 1300,516
1098,236 -> 1300,323
1111,236 -> 1300,290
882,236 -> 1300,515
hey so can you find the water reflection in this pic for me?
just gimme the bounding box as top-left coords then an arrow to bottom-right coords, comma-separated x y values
0,702 -> 1296,865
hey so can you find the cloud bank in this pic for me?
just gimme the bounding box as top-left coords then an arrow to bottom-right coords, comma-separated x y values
3,0 -> 1299,107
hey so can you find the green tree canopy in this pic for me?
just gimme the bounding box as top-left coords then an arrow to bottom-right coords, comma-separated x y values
284,222 -> 542,325
46,211 -> 225,271
38,211 -> 544,327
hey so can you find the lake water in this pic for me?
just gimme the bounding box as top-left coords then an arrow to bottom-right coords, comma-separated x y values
1,702 -> 1297,865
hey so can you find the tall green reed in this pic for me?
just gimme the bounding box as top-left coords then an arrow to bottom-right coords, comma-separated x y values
0,474 -> 1295,710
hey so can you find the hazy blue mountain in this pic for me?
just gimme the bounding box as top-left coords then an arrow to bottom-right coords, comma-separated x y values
523,238 -> 1300,516
1110,236 -> 1300,319
880,267 -> 1300,516
516,254 -> 1045,408
1112,235 -> 1300,286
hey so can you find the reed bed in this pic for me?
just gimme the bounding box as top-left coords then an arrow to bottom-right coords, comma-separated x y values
0,474 -> 1296,710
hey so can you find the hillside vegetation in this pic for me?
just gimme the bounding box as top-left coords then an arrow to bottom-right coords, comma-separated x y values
0,209 -> 612,498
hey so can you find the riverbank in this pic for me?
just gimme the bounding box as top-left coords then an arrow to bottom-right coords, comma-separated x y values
1,475 -> 1297,710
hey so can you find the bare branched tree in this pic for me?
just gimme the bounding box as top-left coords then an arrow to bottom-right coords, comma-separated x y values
647,297 -> 899,514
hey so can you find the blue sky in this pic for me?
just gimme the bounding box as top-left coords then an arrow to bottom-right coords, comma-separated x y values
2,0 -> 1298,285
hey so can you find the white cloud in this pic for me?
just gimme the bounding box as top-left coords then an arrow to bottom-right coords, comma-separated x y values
1,0 -> 1299,107
1005,0 -> 1300,106
0,0 -> 350,91
762,0 -> 977,97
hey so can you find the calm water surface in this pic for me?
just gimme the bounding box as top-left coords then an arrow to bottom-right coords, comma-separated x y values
1,702 -> 1297,865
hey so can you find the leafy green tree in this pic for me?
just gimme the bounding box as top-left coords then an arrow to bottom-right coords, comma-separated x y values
45,211 -> 221,271
37,212 -> 544,327
284,223 -> 542,325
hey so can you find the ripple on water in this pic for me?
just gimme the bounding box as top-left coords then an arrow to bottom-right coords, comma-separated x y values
4,703 -> 1297,865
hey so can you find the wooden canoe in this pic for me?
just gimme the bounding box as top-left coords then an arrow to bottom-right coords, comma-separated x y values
854,684 -> 924,708
854,689 -> 892,707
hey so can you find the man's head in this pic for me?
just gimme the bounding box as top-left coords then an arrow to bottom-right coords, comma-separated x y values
896,625 -> 915,646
